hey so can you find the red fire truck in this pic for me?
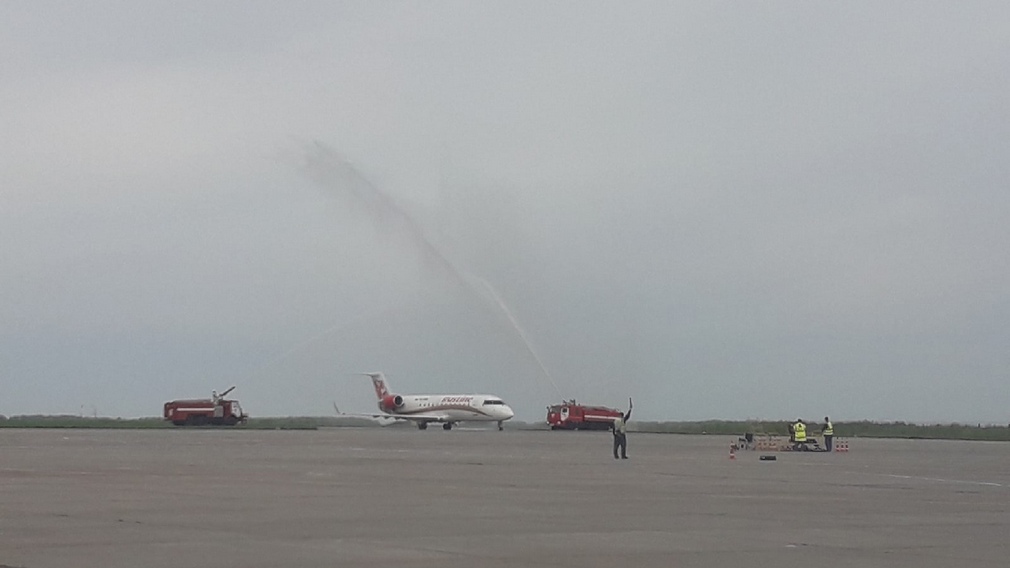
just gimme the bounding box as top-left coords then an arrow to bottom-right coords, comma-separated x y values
163,386 -> 248,426
546,400 -> 622,430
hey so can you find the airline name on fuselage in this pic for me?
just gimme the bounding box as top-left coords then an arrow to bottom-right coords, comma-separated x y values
439,396 -> 473,404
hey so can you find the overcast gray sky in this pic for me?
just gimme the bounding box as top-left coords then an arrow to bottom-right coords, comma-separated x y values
2,1 -> 1008,422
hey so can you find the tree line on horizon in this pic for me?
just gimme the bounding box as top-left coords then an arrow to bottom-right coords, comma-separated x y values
1,415 -> 1008,441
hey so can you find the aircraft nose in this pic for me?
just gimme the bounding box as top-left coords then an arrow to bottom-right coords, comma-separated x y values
503,405 -> 515,420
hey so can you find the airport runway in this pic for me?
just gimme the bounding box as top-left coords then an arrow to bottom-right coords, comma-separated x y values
1,428 -> 1008,567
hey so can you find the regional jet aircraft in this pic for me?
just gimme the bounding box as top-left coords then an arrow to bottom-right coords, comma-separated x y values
340,372 -> 515,431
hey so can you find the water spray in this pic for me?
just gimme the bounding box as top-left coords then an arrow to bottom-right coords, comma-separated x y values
299,141 -> 563,398
470,274 -> 563,399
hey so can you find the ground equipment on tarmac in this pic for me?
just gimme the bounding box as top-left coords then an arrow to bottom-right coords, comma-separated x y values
163,386 -> 248,426
748,433 -> 839,452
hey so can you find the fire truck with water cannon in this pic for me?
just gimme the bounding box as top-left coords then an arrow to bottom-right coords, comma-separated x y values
546,399 -> 623,430
163,386 -> 248,426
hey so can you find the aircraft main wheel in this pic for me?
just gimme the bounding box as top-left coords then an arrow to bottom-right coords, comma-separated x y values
418,422 -> 428,430
443,423 -> 452,431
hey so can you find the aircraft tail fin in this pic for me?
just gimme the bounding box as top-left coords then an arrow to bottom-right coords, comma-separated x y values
363,372 -> 390,399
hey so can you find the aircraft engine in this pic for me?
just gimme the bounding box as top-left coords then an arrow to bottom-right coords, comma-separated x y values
380,394 -> 404,412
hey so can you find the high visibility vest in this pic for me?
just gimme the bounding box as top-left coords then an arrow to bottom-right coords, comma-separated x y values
823,421 -> 834,436
794,422 -> 807,442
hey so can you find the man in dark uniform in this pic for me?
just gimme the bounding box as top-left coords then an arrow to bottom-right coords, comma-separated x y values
612,398 -> 633,459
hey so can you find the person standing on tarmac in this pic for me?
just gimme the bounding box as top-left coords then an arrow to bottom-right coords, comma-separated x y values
612,398 -> 633,460
822,416 -> 834,452
793,418 -> 807,451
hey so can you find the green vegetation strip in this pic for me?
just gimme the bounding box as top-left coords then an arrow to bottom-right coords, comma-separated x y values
1,416 -> 1008,441
628,420 -> 1010,442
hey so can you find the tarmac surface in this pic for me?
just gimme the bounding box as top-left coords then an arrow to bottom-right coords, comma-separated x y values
2,427 -> 1009,567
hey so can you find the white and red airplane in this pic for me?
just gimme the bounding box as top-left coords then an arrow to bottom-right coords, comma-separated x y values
340,372 -> 515,431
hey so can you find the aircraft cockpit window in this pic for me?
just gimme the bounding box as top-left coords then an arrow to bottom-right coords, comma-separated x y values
482,399 -> 505,406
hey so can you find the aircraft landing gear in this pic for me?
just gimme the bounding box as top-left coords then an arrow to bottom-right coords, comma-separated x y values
497,421 -> 504,431
417,422 -> 428,430
443,422 -> 453,431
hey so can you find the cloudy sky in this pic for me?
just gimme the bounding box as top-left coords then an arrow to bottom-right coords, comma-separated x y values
2,1 -> 1008,422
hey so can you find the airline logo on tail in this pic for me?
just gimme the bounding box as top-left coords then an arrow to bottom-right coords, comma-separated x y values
366,372 -> 389,399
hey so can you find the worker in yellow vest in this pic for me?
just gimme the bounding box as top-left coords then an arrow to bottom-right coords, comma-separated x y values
822,416 -> 834,452
793,418 -> 807,450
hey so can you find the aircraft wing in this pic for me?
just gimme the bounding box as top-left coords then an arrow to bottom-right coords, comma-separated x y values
335,409 -> 452,423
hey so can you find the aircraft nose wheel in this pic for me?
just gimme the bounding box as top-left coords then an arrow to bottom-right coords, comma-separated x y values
443,423 -> 453,431
497,421 -> 504,431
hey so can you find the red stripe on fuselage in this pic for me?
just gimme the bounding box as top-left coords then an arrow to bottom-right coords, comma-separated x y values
391,404 -> 493,418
